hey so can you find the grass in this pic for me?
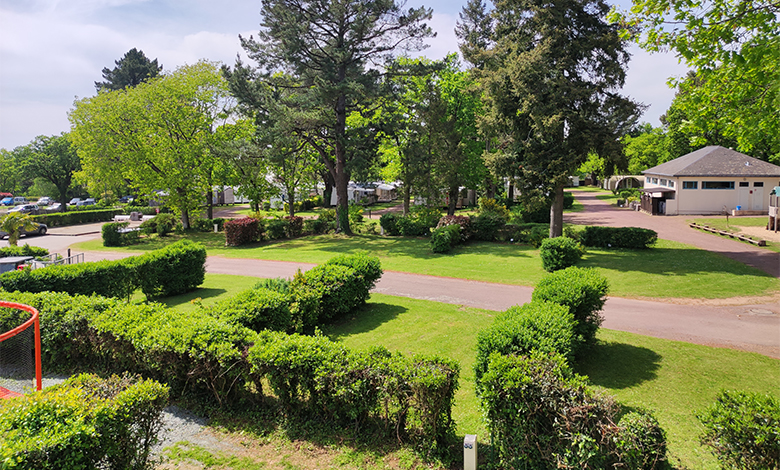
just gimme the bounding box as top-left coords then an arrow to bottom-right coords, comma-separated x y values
320,294 -> 780,470
689,216 -> 780,253
74,233 -> 780,299
153,276 -> 779,469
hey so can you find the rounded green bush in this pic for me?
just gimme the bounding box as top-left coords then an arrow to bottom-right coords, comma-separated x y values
540,236 -> 584,272
615,410 -> 668,469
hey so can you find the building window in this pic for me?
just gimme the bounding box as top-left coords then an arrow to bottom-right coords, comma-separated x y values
702,181 -> 735,189
666,192 -> 675,200
682,181 -> 697,189
652,177 -> 659,184
646,177 -> 651,183
739,182 -> 749,187
754,182 -> 764,187
660,179 -> 668,186
668,180 -> 675,188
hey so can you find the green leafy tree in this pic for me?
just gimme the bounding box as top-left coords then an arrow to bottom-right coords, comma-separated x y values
0,213 -> 38,246
455,0 -> 494,69
71,61 -> 237,229
0,149 -> 21,194
478,0 -> 641,237
233,0 -> 435,234
17,134 -> 81,212
610,0 -> 780,162
95,48 -> 163,92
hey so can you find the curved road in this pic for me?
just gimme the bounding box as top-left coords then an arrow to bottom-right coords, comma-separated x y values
4,195 -> 779,359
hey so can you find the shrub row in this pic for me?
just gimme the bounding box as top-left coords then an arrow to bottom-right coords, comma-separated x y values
0,240 -> 206,300
225,217 -> 263,246
0,290 -> 457,449
379,207 -> 441,237
0,291 -> 255,403
499,222 -> 549,246
139,213 -> 181,236
430,224 -> 461,253
480,352 -> 667,469
192,217 -> 226,232
32,208 -> 122,227
581,226 -> 658,249
0,373 -> 168,470
202,253 -> 382,333
539,236 -> 584,272
226,214 -> 334,246
0,244 -> 48,258
249,331 -> 459,451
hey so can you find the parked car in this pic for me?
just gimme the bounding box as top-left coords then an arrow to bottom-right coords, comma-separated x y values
8,204 -> 39,214
0,222 -> 47,239
0,197 -> 13,206
12,197 -> 27,205
76,198 -> 96,207
69,198 -> 82,205
47,203 -> 62,212
37,196 -> 52,206
119,195 -> 135,203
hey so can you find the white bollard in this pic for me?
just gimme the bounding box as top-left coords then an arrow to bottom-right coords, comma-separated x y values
464,434 -> 478,470
213,223 -> 219,233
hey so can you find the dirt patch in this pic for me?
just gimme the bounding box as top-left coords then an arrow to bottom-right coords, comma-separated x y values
614,291 -> 780,307
736,225 -> 780,243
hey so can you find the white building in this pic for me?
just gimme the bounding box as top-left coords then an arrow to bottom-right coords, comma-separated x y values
640,146 -> 780,215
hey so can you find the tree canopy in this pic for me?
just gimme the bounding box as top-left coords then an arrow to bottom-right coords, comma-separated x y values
95,48 -> 163,92
609,0 -> 780,162
231,0 -> 435,233
473,0 -> 641,236
17,134 -> 81,211
71,61 -> 236,228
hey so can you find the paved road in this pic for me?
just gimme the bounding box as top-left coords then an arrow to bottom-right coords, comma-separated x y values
3,206 -> 779,358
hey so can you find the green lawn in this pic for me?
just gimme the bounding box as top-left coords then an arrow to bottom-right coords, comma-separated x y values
74,233 -> 780,299
157,275 -> 780,470
321,294 -> 780,470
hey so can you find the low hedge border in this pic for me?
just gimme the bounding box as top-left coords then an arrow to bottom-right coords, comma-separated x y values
0,244 -> 48,258
32,209 -> 123,227
581,226 -> 658,249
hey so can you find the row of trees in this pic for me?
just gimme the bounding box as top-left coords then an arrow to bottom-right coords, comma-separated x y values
6,0 -> 775,237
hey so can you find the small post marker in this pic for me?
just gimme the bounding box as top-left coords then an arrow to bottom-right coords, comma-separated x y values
464,434 -> 477,470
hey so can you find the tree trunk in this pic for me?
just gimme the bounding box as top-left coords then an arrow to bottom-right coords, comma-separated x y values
447,184 -> 458,216
549,183 -> 564,238
403,184 -> 411,216
181,208 -> 190,230
334,91 -> 352,235
287,188 -> 296,217
507,182 -> 514,207
322,170 -> 334,208
206,192 -> 214,219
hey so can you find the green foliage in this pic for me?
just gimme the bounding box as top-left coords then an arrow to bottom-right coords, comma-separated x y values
290,264 -> 363,324
302,217 -> 328,235
474,301 -> 578,385
0,373 -> 168,470
95,48 -> 162,92
430,224 -> 461,253
540,236 -> 584,272
323,252 -> 383,301
248,331 -> 458,450
265,218 -> 289,240
129,239 -> 206,299
0,244 -> 48,258
139,212 -> 180,237
284,215 -> 303,238
478,351 -> 622,469
348,205 -> 364,225
0,212 -> 40,246
206,287 -> 291,333
436,215 -> 471,241
380,213 -> 400,236
502,223 -> 549,247
253,277 -> 291,293
581,226 -> 658,249
192,217 -> 225,232
698,390 -> 780,470
477,197 -> 510,221
532,267 -> 609,346
102,221 -> 138,247
614,410 -> 669,470
563,192 -> 575,209
224,217 -> 263,246
32,208 -> 122,227
470,212 -> 507,241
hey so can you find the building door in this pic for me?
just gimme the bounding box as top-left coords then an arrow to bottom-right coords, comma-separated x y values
753,186 -> 764,210
738,182 -> 750,209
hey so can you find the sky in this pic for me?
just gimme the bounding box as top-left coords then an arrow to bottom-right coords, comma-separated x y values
0,0 -> 689,151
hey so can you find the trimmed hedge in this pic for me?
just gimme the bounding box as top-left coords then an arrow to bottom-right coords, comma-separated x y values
479,351 -> 667,469
474,301 -> 578,385
581,226 -> 658,249
139,213 -> 181,236
0,244 -> 48,258
128,239 -> 206,299
0,290 -> 256,403
248,331 -> 459,451
323,252 -> 383,302
192,217 -> 225,232
225,217 -> 263,246
539,236 -> 584,272
290,264 -> 364,324
102,221 -> 139,247
206,287 -> 292,333
699,390 -> 780,470
532,266 -> 609,346
0,240 -> 206,300
470,212 -> 506,241
0,373 -> 168,470
32,208 -> 122,227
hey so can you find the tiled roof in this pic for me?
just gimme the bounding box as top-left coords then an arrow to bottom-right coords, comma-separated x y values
642,146 -> 780,177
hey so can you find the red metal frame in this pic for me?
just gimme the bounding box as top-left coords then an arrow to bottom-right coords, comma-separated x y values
0,301 -> 42,394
